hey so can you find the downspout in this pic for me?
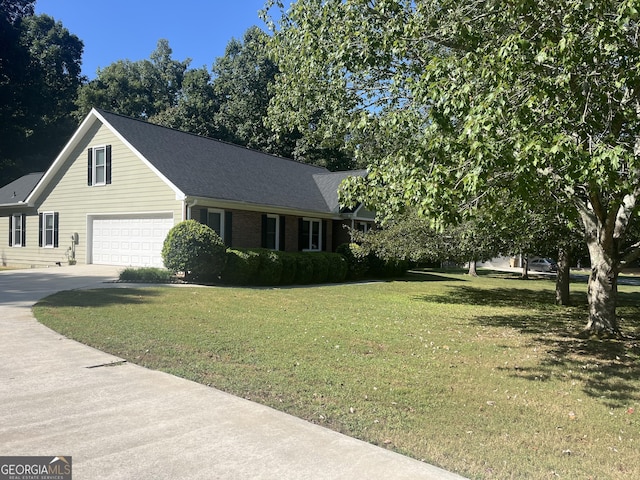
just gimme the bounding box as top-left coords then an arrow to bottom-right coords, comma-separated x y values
184,197 -> 198,221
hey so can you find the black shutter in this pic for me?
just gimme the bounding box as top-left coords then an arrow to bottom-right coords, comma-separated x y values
224,211 -> 232,247
38,213 -> 43,247
8,216 -> 13,247
298,218 -> 304,251
199,208 -> 207,225
261,214 -> 267,248
106,145 -> 112,184
21,214 -> 26,247
279,216 -> 286,251
87,148 -> 93,185
322,220 -> 328,251
53,212 -> 59,248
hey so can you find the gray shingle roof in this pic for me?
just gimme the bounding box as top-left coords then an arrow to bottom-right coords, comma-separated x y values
313,170 -> 367,213
0,172 -> 44,205
98,109 -> 353,214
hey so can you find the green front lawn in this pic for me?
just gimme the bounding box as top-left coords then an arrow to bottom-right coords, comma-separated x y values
34,271 -> 640,479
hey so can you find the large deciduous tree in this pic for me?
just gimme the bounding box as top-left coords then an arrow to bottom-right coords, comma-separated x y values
75,39 -> 189,120
1,1 -> 83,183
265,0 -> 640,336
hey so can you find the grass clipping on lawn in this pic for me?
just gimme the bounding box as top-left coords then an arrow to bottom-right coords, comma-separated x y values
34,271 -> 640,479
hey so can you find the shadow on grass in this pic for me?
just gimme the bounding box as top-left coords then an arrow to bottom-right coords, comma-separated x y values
416,284 -> 640,408
399,270 -> 468,283
35,288 -> 162,308
415,285 -> 583,310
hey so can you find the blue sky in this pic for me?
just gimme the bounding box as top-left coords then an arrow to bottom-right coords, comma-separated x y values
35,0 -> 289,79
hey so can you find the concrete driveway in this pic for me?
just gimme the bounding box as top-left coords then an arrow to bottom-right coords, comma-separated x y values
0,265 -> 466,480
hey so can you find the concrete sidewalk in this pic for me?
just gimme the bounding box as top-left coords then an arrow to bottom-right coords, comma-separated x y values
0,265 -> 467,479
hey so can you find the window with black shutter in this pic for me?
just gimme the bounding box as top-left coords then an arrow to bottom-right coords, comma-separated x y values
9,214 -> 26,247
299,218 -> 322,251
39,212 -> 59,248
88,145 -> 112,186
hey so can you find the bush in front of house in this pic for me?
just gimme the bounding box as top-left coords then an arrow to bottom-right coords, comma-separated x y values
162,220 -> 227,281
292,253 -> 314,284
255,249 -> 283,285
221,249 -> 261,285
119,267 -> 174,283
278,252 -> 298,285
220,249 -> 347,286
336,243 -> 408,280
336,243 -> 370,280
326,252 -> 348,282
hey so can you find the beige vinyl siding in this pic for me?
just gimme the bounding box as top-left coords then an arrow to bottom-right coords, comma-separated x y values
6,122 -> 183,267
0,210 -> 41,267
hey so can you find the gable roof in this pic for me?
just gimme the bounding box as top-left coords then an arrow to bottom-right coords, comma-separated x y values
0,172 -> 44,207
314,170 -> 367,213
25,108 -> 367,216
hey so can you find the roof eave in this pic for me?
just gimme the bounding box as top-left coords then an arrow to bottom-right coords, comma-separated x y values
186,195 -> 344,220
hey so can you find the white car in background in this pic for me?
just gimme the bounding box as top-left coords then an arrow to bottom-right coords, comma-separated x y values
529,257 -> 558,272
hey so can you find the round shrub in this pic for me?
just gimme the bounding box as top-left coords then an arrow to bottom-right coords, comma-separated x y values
162,220 -> 226,281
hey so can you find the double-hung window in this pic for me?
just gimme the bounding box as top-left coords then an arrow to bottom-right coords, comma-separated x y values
39,212 -> 59,248
88,145 -> 112,186
198,208 -> 232,246
301,218 -> 322,251
263,214 -> 280,250
9,214 -> 26,247
207,209 -> 224,239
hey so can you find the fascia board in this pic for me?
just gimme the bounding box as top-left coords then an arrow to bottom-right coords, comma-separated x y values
187,196 -> 343,220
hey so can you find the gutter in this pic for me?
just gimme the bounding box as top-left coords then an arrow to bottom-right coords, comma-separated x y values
184,197 -> 198,221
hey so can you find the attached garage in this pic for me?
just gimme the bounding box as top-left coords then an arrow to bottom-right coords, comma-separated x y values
90,214 -> 174,267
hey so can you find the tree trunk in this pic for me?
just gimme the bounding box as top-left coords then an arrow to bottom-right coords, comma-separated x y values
576,199 -> 624,337
467,259 -> 477,276
574,189 -> 638,337
521,254 -> 529,279
584,242 -> 620,336
555,248 -> 571,306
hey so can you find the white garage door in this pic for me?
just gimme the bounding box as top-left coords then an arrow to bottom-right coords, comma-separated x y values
91,216 -> 174,267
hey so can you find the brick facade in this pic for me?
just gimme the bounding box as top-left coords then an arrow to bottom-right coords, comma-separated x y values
196,207 -> 339,252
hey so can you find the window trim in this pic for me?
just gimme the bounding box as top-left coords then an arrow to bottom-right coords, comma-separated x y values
206,208 -> 225,240
94,145 -> 107,186
265,214 -> 280,251
88,145 -> 112,186
9,214 -> 26,247
301,217 -> 322,252
39,212 -> 59,248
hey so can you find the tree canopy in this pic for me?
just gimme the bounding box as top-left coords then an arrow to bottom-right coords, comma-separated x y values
1,0 -> 83,184
265,0 -> 640,335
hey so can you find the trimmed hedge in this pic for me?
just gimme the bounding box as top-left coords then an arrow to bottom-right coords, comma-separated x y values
119,267 -> 174,283
220,249 -> 347,286
217,245 -> 405,287
337,243 -> 409,280
221,249 -> 261,286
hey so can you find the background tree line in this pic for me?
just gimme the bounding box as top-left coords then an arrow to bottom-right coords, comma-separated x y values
0,0 -> 356,188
